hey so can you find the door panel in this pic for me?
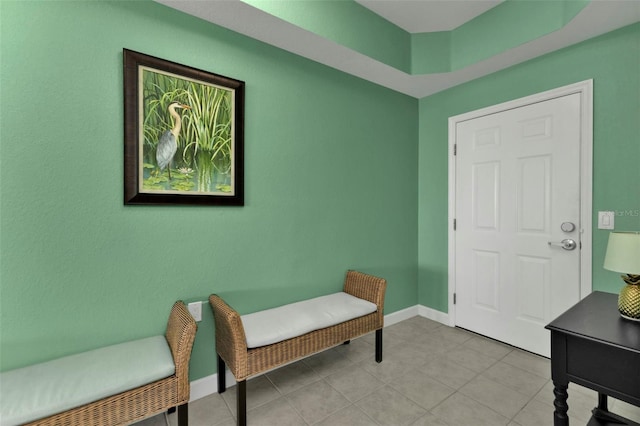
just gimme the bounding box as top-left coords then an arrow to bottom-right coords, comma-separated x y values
516,255 -> 550,324
473,249 -> 500,312
517,155 -> 550,233
473,162 -> 499,230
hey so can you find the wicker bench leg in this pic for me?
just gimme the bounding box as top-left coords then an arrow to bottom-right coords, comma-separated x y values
237,380 -> 247,426
375,329 -> 383,363
177,403 -> 188,426
217,354 -> 226,393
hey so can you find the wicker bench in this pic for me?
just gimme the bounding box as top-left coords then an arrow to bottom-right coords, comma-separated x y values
0,301 -> 197,426
209,270 -> 386,426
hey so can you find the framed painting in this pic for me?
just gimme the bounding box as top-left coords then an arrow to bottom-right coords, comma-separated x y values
123,49 -> 244,205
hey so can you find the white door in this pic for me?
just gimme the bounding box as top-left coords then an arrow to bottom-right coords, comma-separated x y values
454,93 -> 583,357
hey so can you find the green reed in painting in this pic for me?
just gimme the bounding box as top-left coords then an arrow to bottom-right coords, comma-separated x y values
141,68 -> 233,193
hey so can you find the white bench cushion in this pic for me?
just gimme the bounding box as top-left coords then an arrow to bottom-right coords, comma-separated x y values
0,335 -> 175,426
241,292 -> 377,348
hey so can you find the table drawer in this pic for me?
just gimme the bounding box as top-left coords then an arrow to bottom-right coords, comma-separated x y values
567,336 -> 640,403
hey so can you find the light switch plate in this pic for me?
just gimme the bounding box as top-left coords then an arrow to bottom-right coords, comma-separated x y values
598,211 -> 615,230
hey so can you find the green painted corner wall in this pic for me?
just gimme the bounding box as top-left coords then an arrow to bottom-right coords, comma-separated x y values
450,0 -> 589,71
418,23 -> 640,312
243,0 -> 412,73
0,1 -> 418,379
244,0 -> 594,78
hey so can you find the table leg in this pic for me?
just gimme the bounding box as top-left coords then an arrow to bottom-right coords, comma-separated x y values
592,392 -> 632,424
598,393 -> 608,412
553,381 -> 569,426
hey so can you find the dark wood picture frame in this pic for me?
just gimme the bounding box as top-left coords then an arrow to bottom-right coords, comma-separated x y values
123,49 -> 244,206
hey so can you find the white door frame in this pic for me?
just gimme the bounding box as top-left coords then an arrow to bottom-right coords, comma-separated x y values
447,80 -> 593,327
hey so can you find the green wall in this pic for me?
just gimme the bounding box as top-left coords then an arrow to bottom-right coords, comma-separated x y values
0,1 -> 418,379
418,23 -> 640,312
449,0 -> 588,71
242,0 -> 591,77
243,0 -> 412,73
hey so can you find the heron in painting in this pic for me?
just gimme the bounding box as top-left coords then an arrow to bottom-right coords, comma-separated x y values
156,101 -> 190,179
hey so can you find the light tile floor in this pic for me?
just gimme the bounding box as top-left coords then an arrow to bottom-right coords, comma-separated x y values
136,316 -> 640,426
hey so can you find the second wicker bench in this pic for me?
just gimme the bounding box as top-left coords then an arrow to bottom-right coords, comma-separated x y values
1,301 -> 197,426
209,270 -> 387,426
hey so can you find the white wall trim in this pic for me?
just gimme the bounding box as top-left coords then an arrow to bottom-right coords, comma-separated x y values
190,304 -> 450,401
384,305 -> 419,326
190,374 -> 218,402
418,304 -> 451,325
191,368 -> 238,401
447,79 -> 594,328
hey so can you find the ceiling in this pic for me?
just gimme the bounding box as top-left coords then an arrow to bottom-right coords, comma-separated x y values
156,0 -> 640,98
355,0 -> 504,33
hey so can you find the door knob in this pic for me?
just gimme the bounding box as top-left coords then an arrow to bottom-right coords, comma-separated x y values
548,239 -> 577,250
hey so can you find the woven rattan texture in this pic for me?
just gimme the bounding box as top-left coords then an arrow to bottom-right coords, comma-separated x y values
23,301 -> 197,426
209,270 -> 387,382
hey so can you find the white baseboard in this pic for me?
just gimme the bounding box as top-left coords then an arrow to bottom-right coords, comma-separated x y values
190,304 -> 450,402
190,374 -> 217,402
384,305 -> 419,326
418,304 -> 451,326
190,369 -> 237,401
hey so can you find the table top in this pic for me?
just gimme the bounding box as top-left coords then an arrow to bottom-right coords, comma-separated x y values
546,291 -> 640,354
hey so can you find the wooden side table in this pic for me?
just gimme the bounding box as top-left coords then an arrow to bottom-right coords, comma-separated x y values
546,291 -> 640,425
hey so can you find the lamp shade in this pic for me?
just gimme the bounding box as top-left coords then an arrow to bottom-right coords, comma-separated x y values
603,232 -> 640,275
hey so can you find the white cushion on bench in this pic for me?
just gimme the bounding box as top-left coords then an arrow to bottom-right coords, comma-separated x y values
241,292 -> 377,348
0,335 -> 175,426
